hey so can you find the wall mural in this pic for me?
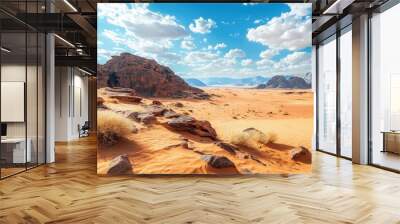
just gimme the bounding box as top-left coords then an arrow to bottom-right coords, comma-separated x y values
97,3 -> 313,175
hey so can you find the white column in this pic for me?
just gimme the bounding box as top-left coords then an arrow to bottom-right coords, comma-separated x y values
352,14 -> 369,164
46,32 -> 55,163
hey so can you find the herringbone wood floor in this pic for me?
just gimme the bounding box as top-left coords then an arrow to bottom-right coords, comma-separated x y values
1,136 -> 400,224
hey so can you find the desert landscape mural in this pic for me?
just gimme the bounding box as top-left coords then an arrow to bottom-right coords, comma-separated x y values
97,3 -> 313,175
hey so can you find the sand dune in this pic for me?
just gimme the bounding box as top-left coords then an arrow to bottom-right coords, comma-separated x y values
97,88 -> 313,175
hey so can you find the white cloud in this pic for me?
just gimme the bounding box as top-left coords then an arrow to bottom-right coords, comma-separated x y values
241,59 -> 253,66
257,51 -> 311,74
224,48 -> 246,59
214,43 -> 227,50
287,3 -> 310,17
181,37 -> 196,50
203,38 -> 207,42
98,48 -> 125,62
246,4 -> 311,51
256,58 -> 274,68
98,3 -> 188,62
259,49 -> 279,59
243,3 -> 258,6
280,51 -> 309,65
254,19 -> 262,24
184,51 -> 219,64
189,17 -> 217,34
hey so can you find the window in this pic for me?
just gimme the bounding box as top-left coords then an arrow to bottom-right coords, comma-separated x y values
339,27 -> 352,158
317,35 -> 337,154
370,3 -> 400,171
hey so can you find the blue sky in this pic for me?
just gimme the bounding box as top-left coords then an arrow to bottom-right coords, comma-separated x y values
98,3 -> 312,79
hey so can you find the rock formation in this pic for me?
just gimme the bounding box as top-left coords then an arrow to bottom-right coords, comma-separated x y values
98,53 -> 204,98
106,154 -> 132,175
201,155 -> 235,169
290,146 -> 312,164
166,115 -> 217,140
257,75 -> 311,89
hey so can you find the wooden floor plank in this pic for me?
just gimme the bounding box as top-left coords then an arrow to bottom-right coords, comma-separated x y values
0,136 -> 399,223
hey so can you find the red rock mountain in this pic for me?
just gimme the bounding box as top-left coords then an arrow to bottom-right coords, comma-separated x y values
97,53 -> 203,98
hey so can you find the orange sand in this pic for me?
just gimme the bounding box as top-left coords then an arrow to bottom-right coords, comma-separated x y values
97,88 -> 314,175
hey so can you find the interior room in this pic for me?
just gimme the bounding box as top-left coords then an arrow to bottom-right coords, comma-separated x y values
0,0 -> 400,223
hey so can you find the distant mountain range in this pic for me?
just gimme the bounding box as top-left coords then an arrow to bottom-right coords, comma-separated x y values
185,76 -> 270,87
293,72 -> 311,84
185,78 -> 207,87
256,75 -> 311,89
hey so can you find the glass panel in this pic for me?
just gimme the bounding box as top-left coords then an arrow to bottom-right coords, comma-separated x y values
371,4 -> 400,171
1,31 -> 27,177
340,28 -> 352,158
318,36 -> 337,154
38,32 -> 45,165
27,31 -> 38,169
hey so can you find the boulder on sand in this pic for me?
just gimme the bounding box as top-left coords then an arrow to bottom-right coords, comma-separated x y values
174,102 -> 184,108
144,105 -> 167,116
109,95 -> 142,103
163,110 -> 180,119
126,111 -> 156,125
201,155 -> 235,168
290,146 -> 311,164
105,87 -> 136,95
215,142 -> 237,154
152,100 -> 162,105
167,115 -> 217,140
137,113 -> 156,125
106,154 -> 132,175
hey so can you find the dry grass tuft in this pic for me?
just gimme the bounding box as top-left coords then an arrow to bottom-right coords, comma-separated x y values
98,110 -> 135,145
231,128 -> 277,150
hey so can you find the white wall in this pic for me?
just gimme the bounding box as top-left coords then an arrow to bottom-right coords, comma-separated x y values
55,67 -> 89,141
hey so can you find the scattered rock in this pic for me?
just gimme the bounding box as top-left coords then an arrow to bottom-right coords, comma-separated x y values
180,140 -> 190,149
167,115 -> 217,140
193,92 -> 210,100
109,95 -> 142,103
126,111 -> 156,124
163,110 -> 180,118
126,111 -> 140,121
243,127 -> 264,135
188,109 -> 193,113
215,142 -> 237,154
283,112 -> 289,115
145,105 -> 167,116
232,116 -> 238,119
137,113 -> 156,125
290,146 -> 312,164
105,87 -> 136,95
201,155 -> 235,169
174,102 -> 184,108
106,154 -> 132,175
152,100 -> 162,105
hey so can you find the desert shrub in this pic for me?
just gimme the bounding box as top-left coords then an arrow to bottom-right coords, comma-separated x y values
231,128 -> 277,150
98,110 -> 135,145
